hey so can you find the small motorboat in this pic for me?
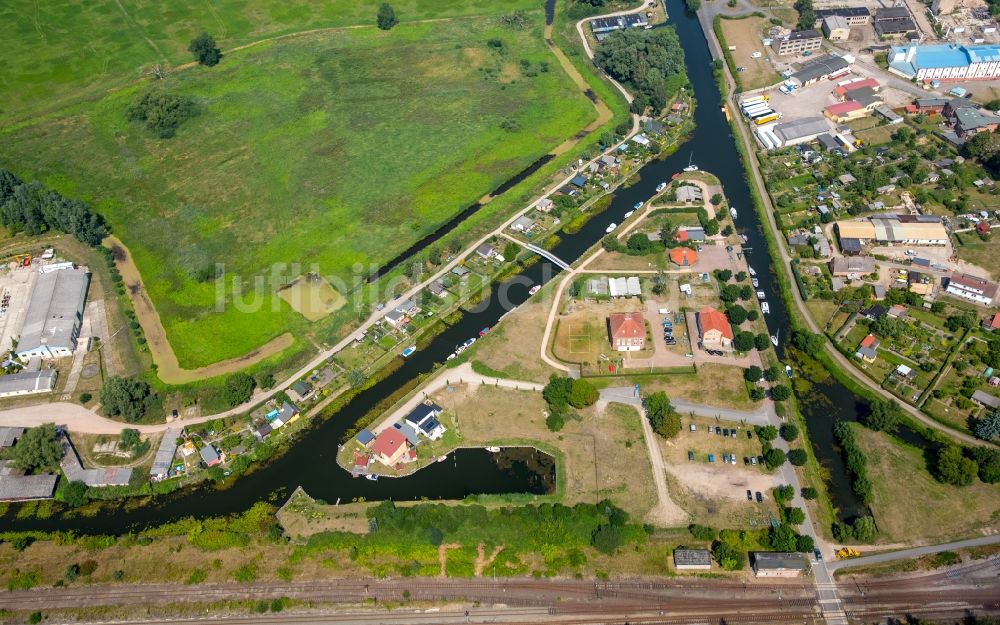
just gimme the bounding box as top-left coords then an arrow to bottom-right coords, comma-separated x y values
623,210 -> 635,219
751,278 -> 759,288
770,335 -> 779,347
656,182 -> 667,192
437,455 -> 448,463
633,201 -> 644,210
479,327 -> 490,337
485,446 -> 501,453
682,154 -> 698,172
528,285 -> 541,295
756,290 -> 766,299
739,234 -> 749,244
606,223 -> 618,233
455,345 -> 466,355
365,474 -> 378,482
401,345 -> 416,358
748,266 -> 756,277
463,338 -> 476,348
760,302 -> 770,314
785,365 -> 793,379
730,206 -> 738,219
446,352 -> 457,360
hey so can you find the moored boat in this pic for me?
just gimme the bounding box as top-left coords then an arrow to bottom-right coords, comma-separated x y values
401,345 -> 416,358
656,181 -> 667,192
730,206 -> 738,219
528,285 -> 541,295
760,302 -> 770,314
606,223 -> 618,233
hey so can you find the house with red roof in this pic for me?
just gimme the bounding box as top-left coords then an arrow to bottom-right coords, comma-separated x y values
371,428 -> 410,466
855,333 -> 879,363
824,101 -> 865,122
833,78 -> 880,99
976,220 -> 991,236
609,312 -> 646,352
696,307 -> 733,349
984,312 -> 1000,331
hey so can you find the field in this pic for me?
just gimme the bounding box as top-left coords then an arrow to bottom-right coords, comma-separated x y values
1,11 -> 596,368
717,16 -> 781,92
277,274 -> 346,322
953,233 -> 1000,280
855,425 -> 1000,544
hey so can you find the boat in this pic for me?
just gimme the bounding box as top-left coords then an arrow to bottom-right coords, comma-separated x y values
528,285 -> 541,295
365,474 -> 378,482
446,352 -> 457,360
760,301 -> 770,314
606,223 -> 618,233
437,455 -> 448,463
656,182 -> 667,193
785,365 -> 793,379
751,278 -> 759,288
633,201 -> 644,210
756,290 -> 766,299
682,153 -> 699,172
623,210 -> 635,219
479,327 -> 490,336
739,234 -> 749,244
730,206 -> 738,219
485,446 -> 501,453
401,345 -> 416,358
464,337 -> 477,348
748,266 -> 756,277
770,334 -> 779,347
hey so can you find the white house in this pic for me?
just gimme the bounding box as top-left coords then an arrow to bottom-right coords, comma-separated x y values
404,402 -> 446,440
945,272 -> 997,305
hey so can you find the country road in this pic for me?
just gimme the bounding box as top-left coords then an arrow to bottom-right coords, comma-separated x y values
829,534 -> 1000,572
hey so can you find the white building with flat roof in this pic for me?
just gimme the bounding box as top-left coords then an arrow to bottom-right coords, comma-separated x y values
15,267 -> 90,361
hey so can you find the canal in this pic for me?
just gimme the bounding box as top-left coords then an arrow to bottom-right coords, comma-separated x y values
0,0 -> 875,533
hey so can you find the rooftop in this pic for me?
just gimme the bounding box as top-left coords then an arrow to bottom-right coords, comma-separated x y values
790,55 -> 849,84
752,551 -> 809,570
0,370 -> 57,396
775,117 -> 831,142
17,267 -> 90,354
0,473 -> 58,501
698,307 -> 734,340
673,548 -> 712,566
609,312 -> 645,339
0,427 -> 25,448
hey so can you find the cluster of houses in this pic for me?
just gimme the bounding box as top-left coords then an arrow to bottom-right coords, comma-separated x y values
254,400 -> 300,442
353,401 -> 447,470
605,305 -> 735,354
672,548 -> 808,577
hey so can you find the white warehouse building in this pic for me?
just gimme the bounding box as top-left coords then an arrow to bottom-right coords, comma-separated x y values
15,267 -> 90,361
889,44 -> 1000,82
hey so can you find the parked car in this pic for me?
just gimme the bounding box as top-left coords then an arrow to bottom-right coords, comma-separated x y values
747,431 -> 753,439
743,456 -> 749,465
755,491 -> 763,503
730,430 -> 737,438
722,428 -> 729,437
708,454 -> 715,463
715,426 -> 721,435
722,454 -> 729,463
688,451 -> 695,461
750,456 -> 757,465
746,489 -> 753,501
730,455 -> 736,465
757,455 -> 764,465
689,423 -> 697,432
814,549 -> 823,561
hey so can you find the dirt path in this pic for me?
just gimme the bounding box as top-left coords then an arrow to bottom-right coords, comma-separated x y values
105,235 -> 294,384
437,543 -> 461,577
474,543 -> 505,577
544,23 -> 613,156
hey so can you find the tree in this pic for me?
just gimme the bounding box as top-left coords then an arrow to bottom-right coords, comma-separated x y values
119,428 -> 140,451
743,365 -> 762,382
188,33 -> 222,66
734,331 -> 755,352
688,524 -> 717,541
764,447 -> 786,470
567,379 -> 599,408
591,523 -> 626,554
796,534 -> 815,553
377,3 -> 399,30
646,391 -> 680,438
710,193 -> 723,206
503,242 -> 519,261
945,311 -> 977,332
755,424 -> 778,442
62,480 -> 89,507
714,268 -> 732,282
851,516 -> 878,543
711,541 -> 744,570
935,445 -> 978,486
780,423 -> 799,442
771,385 -> 791,401
801,486 -> 818,500
964,129 -> 1000,161
593,28 -> 685,111
257,373 -> 276,389
787,449 -> 808,466
2,424 -> 62,473
719,284 -> 741,302
749,386 -> 766,401
773,484 -> 794,502
223,372 -> 256,407
0,170 -> 107,246
726,305 -> 747,325
785,507 -> 806,524
754,333 -> 771,351
764,364 -> 783,382
969,446 -> 1000,483
126,91 -> 198,138
685,0 -> 701,11
543,374 -> 574,411
974,411 -> 1000,441
768,524 -> 798,551
861,398 -> 902,432
791,331 -> 824,357
100,376 -> 154,423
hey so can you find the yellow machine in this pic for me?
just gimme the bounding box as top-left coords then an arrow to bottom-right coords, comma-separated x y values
836,547 -> 861,559
11,254 -> 31,267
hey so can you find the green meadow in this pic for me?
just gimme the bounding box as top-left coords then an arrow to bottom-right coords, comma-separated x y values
1,12 -> 596,368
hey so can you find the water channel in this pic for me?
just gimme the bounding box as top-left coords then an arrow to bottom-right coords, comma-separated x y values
1,0 -> 880,533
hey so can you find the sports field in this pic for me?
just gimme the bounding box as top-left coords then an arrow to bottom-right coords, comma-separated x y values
1,8 -> 597,368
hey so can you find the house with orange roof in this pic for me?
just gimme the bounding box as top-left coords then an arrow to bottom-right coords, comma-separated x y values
696,307 -> 733,349
855,333 -> 879,363
609,312 -> 646,352
669,247 -> 698,267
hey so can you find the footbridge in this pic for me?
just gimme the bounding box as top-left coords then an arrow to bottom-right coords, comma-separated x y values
500,234 -> 571,270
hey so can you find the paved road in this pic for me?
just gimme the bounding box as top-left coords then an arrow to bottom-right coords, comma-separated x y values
829,534 -> 1000,572
599,387 -> 777,425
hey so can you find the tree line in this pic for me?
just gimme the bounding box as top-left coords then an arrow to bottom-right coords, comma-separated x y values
0,169 -> 108,246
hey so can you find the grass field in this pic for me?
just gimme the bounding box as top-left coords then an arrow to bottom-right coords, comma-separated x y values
2,12 -> 596,368
0,0 -> 540,124
854,424 -> 1000,544
717,16 -> 781,92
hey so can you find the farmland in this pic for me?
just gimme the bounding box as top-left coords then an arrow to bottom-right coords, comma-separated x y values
0,10 -> 597,368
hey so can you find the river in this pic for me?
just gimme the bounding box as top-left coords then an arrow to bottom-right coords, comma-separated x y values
0,0 -> 877,533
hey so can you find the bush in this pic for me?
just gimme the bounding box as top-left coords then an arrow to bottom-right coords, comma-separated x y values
780,423 -> 799,442
771,385 -> 791,401
773,484 -> 794,502
188,33 -> 222,66
784,507 -> 806,525
688,524 -> 717,541
545,411 -> 566,432
711,541 -> 745,570
233,564 -> 257,583
861,398 -> 902,433
796,534 -> 815,553
79,392 -> 92,403
755,425 -> 778,442
29,613 -> 42,624
591,523 -> 626,554
126,91 -> 199,139
800,487 -> 818,500
764,448 -> 786,470
934,445 -> 978,486
377,3 -> 399,30
743,365 -> 762,382
786,449 -> 807,466
969,447 -> 1000,483
64,563 -> 80,582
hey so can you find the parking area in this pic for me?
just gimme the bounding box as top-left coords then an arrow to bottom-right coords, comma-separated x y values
0,265 -> 35,356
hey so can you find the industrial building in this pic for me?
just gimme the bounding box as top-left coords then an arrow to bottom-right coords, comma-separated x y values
944,272 -> 998,305
15,266 -> 90,361
823,16 -> 852,40
0,369 -> 58,398
834,215 -> 949,249
771,30 -> 822,55
788,55 -> 851,87
873,6 -> 917,37
773,117 -> 832,145
814,7 -> 871,26
888,44 -> 1000,82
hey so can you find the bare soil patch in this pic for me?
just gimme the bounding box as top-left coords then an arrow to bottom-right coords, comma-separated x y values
277,273 -> 346,321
